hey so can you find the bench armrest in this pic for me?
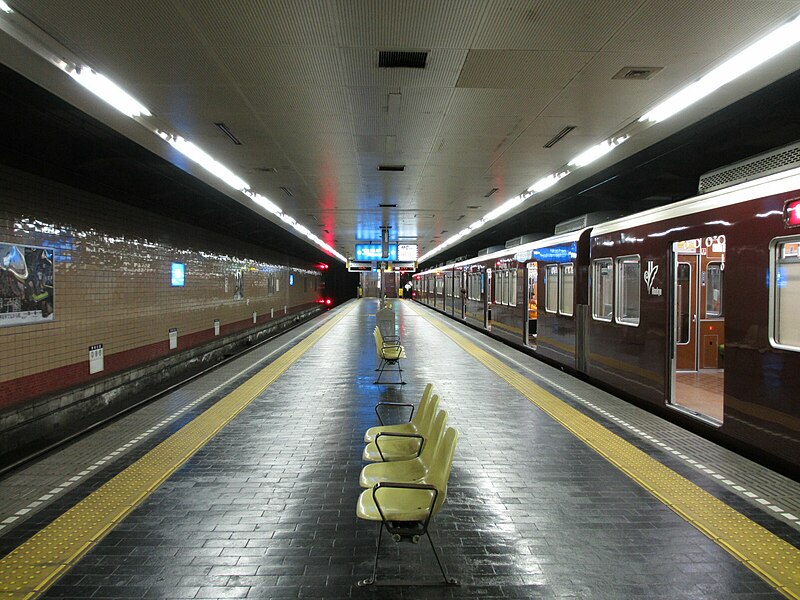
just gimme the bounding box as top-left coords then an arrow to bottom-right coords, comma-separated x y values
372,481 -> 438,529
374,432 -> 424,461
375,402 -> 415,426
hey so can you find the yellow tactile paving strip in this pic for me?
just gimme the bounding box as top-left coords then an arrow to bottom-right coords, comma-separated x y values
408,302 -> 800,599
0,304 -> 354,600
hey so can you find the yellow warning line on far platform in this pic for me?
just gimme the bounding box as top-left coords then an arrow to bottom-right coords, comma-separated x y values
408,302 -> 800,599
0,304 -> 355,600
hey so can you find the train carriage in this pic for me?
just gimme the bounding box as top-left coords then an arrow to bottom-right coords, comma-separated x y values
414,143 -> 800,475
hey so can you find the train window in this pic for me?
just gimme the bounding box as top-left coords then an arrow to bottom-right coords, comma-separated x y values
616,256 -> 640,326
559,263 -> 574,316
509,269 -> 517,307
771,238 -> 800,350
706,263 -> 723,317
592,259 -> 613,321
545,264 -> 559,313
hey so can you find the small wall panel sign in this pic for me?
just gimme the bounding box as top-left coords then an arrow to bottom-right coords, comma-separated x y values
252,311 -> 257,323
89,344 -> 104,374
214,319 -> 220,336
169,327 -> 178,350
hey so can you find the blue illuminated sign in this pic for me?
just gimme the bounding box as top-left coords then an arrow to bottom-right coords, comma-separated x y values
289,274 -> 295,286
533,243 -> 577,263
171,262 -> 185,287
355,244 -> 397,261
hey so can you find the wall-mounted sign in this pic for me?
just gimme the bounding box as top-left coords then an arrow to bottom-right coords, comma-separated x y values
171,262 -> 185,286
0,243 -> 54,327
89,343 -> 104,374
397,244 -> 418,262
355,244 -> 397,261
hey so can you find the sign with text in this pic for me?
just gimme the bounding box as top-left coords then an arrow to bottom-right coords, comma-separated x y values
397,244 -> 418,262
355,244 -> 397,261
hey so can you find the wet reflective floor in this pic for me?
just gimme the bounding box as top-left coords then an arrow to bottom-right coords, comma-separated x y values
1,299 -> 796,599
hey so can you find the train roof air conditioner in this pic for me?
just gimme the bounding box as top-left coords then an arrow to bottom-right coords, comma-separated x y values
554,211 -> 627,235
698,140 -> 800,194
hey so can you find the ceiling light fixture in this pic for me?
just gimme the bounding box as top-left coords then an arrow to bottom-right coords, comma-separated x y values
641,14 -> 800,123
65,65 -> 151,118
158,132 -> 249,190
2,8 -> 347,263
419,12 -> 800,265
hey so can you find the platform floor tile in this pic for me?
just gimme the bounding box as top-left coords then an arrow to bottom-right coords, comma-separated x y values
22,299 -> 785,598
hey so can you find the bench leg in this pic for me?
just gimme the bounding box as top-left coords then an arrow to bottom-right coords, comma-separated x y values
357,522 -> 383,587
426,529 -> 459,585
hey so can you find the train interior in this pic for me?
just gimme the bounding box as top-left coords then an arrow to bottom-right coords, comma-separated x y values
671,236 -> 726,423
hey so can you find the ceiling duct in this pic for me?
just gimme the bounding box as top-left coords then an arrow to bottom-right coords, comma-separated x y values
543,126 -> 576,148
378,50 -> 428,69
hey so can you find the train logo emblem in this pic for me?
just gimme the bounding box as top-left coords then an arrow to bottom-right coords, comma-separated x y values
644,261 -> 662,296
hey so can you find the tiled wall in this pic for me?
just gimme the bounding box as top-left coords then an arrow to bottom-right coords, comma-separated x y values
0,165 -> 322,408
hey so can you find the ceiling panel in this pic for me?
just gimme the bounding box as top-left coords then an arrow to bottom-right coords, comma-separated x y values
456,49 -> 595,89
605,0 -> 800,54
471,0 -> 647,51
5,0 -> 800,263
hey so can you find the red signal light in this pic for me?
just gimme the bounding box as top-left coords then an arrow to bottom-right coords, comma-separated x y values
787,199 -> 800,227
326,299 -> 332,305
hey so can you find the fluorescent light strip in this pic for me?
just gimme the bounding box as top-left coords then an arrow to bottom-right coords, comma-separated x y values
420,12 -> 800,264
0,6 -> 345,262
159,133 -> 248,190
64,65 -> 151,118
641,14 -> 800,123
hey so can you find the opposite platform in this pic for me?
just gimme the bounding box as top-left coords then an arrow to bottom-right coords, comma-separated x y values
0,298 -> 797,599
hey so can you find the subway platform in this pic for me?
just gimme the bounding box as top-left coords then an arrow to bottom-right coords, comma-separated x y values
1,298 -> 799,599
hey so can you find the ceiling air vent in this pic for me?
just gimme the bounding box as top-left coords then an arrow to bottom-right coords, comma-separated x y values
279,186 -> 293,197
214,122 -> 242,145
379,203 -> 397,208
484,187 -> 498,197
544,126 -> 576,148
612,66 -> 663,81
379,50 -> 428,69
378,165 -> 405,172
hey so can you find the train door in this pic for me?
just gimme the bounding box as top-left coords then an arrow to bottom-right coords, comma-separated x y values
486,269 -> 492,329
526,261 -> 538,346
669,237 -> 725,423
461,270 -> 467,319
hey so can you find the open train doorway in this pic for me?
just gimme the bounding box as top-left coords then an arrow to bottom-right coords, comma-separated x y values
669,237 -> 726,423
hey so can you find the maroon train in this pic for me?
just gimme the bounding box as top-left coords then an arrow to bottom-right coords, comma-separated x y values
414,148 -> 800,476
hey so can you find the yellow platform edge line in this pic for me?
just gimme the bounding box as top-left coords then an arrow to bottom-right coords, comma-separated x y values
0,305 -> 354,600
407,302 -> 800,600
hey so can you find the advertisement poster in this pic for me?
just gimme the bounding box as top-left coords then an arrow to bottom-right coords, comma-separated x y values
0,243 -> 54,327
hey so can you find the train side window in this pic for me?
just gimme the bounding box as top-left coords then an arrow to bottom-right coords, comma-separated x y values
545,264 -> 559,313
616,256 -> 640,326
559,263 -> 574,316
509,269 -> 517,307
592,259 -> 613,321
706,263 -> 723,317
771,238 -> 800,350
